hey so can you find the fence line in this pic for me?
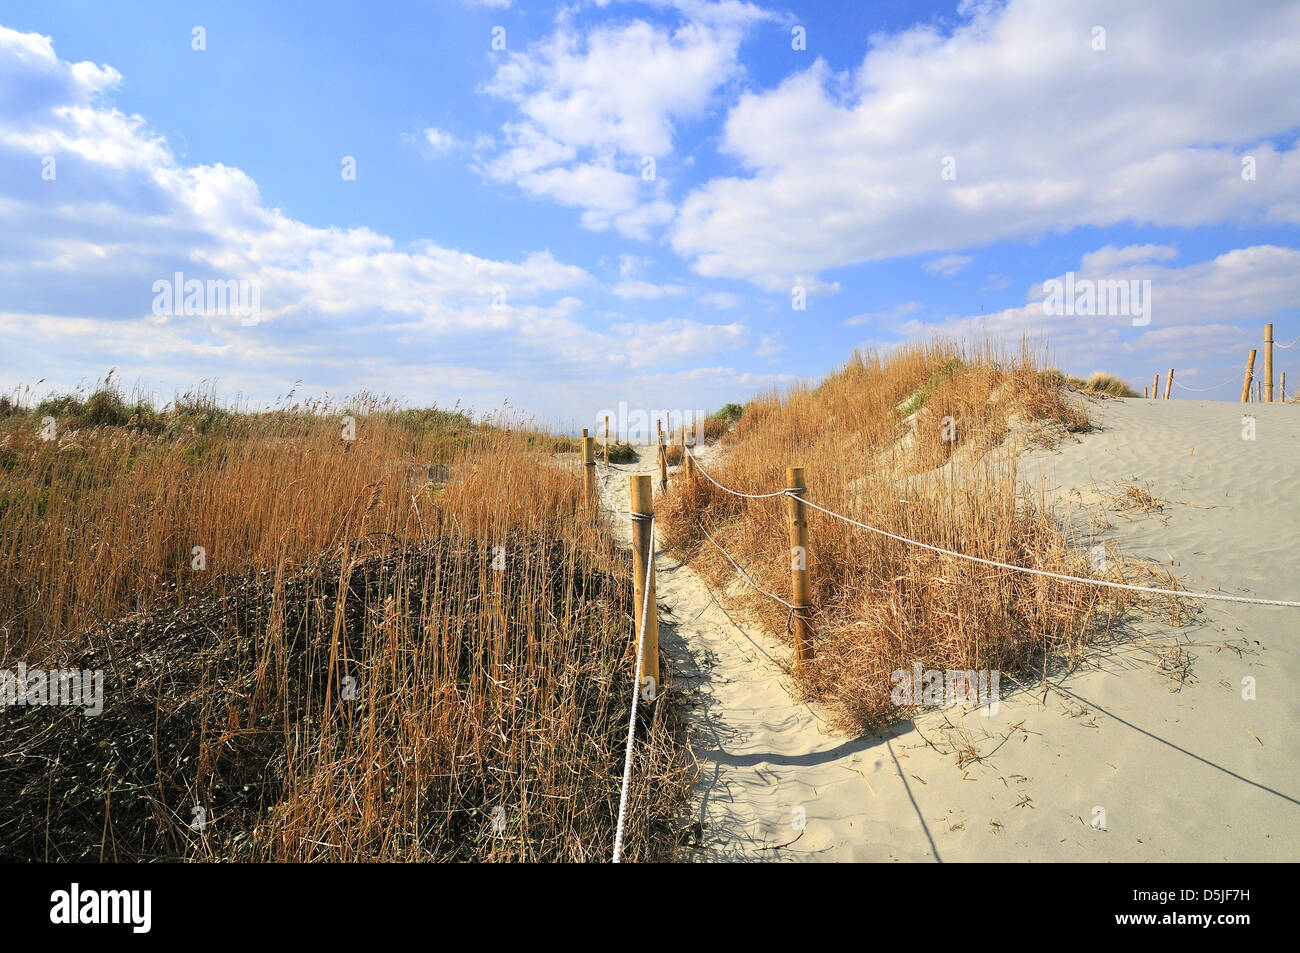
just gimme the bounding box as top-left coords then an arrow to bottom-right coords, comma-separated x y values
612,514 -> 655,864
696,517 -> 799,611
685,445 -> 788,498
601,427 -> 1300,862
1171,372 -> 1242,393
594,459 -> 634,524
684,446 -> 1300,609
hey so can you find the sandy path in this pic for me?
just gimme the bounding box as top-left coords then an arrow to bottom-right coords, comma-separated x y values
598,449 -> 893,861
600,400 -> 1300,862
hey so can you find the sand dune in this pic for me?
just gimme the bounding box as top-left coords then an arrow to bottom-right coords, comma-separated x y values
601,397 -> 1299,861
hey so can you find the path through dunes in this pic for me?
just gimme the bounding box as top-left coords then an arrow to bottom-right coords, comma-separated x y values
599,398 -> 1299,861
598,449 -> 932,861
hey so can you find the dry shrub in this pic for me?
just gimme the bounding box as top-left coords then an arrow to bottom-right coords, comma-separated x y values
0,403 -> 688,861
661,337 -> 1137,731
701,417 -> 729,442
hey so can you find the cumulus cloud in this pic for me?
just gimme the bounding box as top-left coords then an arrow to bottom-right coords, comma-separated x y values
896,244 -> 1300,393
1079,243 -> 1177,272
0,25 -> 749,415
479,2 -> 769,238
671,0 -> 1300,288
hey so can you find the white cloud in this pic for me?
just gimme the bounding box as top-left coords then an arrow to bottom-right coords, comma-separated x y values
480,3 -> 769,238
844,301 -> 921,327
754,332 -> 784,358
610,317 -> 748,367
421,127 -> 458,154
701,291 -> 741,309
672,0 -> 1300,287
611,279 -> 687,299
898,244 -> 1300,392
0,25 -> 751,418
924,254 -> 973,277
1079,243 -> 1177,272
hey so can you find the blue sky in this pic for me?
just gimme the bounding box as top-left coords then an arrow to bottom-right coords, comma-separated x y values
1,0 -> 1298,426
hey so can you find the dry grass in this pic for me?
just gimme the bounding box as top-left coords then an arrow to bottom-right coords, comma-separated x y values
1048,369 -> 1140,398
0,393 -> 688,861
659,338 -> 1140,731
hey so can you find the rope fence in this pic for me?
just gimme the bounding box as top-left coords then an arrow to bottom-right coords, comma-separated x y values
685,446 -> 1300,609
1150,323 -> 1299,401
594,399 -> 1300,860
612,512 -> 654,864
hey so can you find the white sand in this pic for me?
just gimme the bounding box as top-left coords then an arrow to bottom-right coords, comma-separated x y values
599,399 -> 1300,861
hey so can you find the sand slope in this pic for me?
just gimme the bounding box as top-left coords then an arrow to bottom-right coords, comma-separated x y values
600,400 -> 1299,861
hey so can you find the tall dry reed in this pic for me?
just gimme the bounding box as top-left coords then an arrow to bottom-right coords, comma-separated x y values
660,338 -> 1140,730
0,395 -> 687,861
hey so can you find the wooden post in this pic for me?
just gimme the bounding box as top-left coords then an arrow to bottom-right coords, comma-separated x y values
1152,373 -> 1159,399
629,475 -> 659,691
604,415 -> 610,461
1256,380 -> 1262,403
1242,350 -> 1256,403
786,467 -> 813,668
1265,324 -> 1274,402
1164,369 -> 1174,400
1282,371 -> 1287,403
582,433 -> 596,510
684,441 -> 696,481
1144,386 -> 1149,398
656,421 -> 667,490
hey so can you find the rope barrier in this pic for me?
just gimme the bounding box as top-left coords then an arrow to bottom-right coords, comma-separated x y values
696,518 -> 799,611
612,515 -> 654,864
1171,372 -> 1242,393
595,459 -> 634,524
1274,332 -> 1300,349
684,446 -> 788,499
685,446 -> 1300,608
798,495 -> 1300,608
603,424 -> 1300,859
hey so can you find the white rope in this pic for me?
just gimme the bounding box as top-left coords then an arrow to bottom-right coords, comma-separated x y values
796,495 -> 1300,608
696,519 -> 799,611
684,446 -> 789,499
594,460 -> 634,524
681,445 -> 1300,608
612,516 -> 655,863
1171,372 -> 1242,393
1273,332 -> 1300,349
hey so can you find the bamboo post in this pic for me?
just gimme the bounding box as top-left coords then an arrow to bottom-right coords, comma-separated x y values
1265,324 -> 1274,402
604,415 -> 610,460
786,467 -> 813,668
629,475 -> 659,691
1152,373 -> 1159,399
582,432 -> 595,510
1164,369 -> 1174,399
1242,350 -> 1256,403
1144,386 -> 1149,398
